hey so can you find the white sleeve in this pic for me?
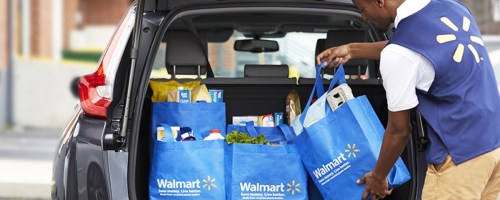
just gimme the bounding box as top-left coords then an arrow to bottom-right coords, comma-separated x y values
380,44 -> 420,112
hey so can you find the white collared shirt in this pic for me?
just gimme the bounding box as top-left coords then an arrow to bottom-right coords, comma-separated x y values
381,0 -> 435,112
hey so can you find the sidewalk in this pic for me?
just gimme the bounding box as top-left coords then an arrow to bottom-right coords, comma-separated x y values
0,129 -> 61,199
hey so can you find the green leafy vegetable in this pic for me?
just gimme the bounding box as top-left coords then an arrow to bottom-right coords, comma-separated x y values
226,130 -> 271,145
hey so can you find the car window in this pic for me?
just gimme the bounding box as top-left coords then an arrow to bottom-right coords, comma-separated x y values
150,42 -> 168,79
150,31 -> 325,79
209,31 -> 325,78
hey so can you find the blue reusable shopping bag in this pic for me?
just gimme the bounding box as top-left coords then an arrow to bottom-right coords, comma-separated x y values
149,123 -> 225,200
225,123 -> 308,200
150,102 -> 226,157
293,64 -> 411,200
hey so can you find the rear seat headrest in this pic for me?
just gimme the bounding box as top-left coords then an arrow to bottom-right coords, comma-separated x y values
315,39 -> 326,61
322,30 -> 369,76
325,30 -> 368,67
165,31 -> 208,77
244,64 -> 289,78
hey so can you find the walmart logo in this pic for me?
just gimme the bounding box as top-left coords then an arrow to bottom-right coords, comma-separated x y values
202,176 -> 216,191
286,180 -> 301,195
436,16 -> 484,63
344,143 -> 360,158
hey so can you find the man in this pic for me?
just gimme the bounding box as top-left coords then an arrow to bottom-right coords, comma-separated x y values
316,0 -> 500,199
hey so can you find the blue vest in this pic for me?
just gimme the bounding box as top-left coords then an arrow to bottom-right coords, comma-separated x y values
388,0 -> 500,165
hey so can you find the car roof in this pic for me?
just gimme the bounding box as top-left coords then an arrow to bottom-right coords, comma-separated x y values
143,0 -> 355,12
166,0 -> 353,4
159,0 -> 365,39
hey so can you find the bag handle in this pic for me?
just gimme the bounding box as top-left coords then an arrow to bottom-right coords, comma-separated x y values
327,65 -> 346,91
245,121 -> 259,137
301,64 -> 346,120
314,64 -> 326,98
157,123 -> 175,141
278,124 -> 297,142
244,122 -> 297,143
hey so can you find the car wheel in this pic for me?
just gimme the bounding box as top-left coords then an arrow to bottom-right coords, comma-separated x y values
87,164 -> 109,200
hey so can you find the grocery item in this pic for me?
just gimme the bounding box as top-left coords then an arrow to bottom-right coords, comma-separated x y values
209,89 -> 224,103
166,90 -> 178,102
286,90 -> 301,125
191,84 -> 212,102
204,129 -> 225,140
180,133 -> 196,141
274,112 -> 284,126
225,130 -> 270,145
156,126 -> 166,142
149,80 -> 200,102
178,87 -> 191,103
178,127 -> 196,141
156,126 -> 180,142
170,126 -> 180,140
326,83 -> 354,111
232,116 -> 259,126
258,114 -> 275,127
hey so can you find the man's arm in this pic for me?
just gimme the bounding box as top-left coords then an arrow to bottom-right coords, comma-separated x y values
374,109 -> 412,180
316,41 -> 388,68
359,109 -> 412,200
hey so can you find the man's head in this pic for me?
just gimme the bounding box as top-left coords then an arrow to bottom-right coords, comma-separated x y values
352,0 -> 402,32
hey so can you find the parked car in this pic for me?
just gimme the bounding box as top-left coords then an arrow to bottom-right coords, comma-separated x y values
488,49 -> 500,93
52,0 -> 428,199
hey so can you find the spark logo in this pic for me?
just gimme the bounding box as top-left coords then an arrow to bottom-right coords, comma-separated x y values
344,144 -> 360,158
202,176 -> 216,191
436,16 -> 484,63
286,180 -> 301,195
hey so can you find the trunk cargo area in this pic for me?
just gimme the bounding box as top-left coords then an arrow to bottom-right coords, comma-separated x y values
134,78 -> 423,200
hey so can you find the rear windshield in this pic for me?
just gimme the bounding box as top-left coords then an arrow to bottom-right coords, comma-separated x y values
151,31 -> 325,79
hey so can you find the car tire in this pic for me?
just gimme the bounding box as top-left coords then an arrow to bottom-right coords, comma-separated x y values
87,163 -> 109,200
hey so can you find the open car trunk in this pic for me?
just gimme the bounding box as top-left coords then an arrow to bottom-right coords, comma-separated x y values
134,78 -> 427,200
126,2 -> 428,199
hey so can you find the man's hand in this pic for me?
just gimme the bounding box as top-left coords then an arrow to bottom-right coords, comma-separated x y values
315,41 -> 388,68
316,44 -> 351,68
357,172 -> 392,200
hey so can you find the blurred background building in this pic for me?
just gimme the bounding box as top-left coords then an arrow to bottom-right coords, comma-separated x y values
13,0 -> 131,60
0,0 -> 131,130
463,0 -> 500,34
0,0 -> 499,130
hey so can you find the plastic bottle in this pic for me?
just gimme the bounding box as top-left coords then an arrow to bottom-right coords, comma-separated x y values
204,129 -> 225,140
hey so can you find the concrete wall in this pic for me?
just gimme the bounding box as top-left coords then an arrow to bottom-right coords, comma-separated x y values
0,0 -> 9,130
12,60 -> 95,129
0,0 -> 7,70
69,26 -> 115,49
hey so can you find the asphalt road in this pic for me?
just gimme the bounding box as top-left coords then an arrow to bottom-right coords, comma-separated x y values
0,129 -> 61,199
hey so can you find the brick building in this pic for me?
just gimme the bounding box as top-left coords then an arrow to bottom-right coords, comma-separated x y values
463,0 -> 500,34
5,0 -> 131,60
0,0 -> 7,70
0,0 -> 498,64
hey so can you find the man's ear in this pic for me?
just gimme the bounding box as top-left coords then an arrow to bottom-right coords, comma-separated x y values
376,0 -> 385,7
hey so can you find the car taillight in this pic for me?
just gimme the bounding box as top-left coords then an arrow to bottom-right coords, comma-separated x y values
79,6 -> 135,118
79,63 -> 110,118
